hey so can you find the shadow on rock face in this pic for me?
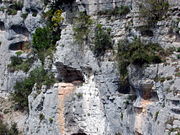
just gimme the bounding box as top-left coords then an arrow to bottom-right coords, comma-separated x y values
10,25 -> 29,36
71,133 -> 87,135
0,21 -> 5,31
9,41 -> 29,51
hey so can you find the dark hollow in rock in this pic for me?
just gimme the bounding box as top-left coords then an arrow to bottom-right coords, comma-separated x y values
56,62 -> 84,83
9,41 -> 25,51
0,21 -> 5,31
171,100 -> 180,106
141,29 -> 154,37
71,133 -> 87,135
10,25 -> 29,36
141,85 -> 159,101
118,80 -> 134,94
171,108 -> 180,114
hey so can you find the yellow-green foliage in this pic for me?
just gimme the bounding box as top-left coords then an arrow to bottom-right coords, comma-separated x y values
43,9 -> 64,27
51,9 -> 64,27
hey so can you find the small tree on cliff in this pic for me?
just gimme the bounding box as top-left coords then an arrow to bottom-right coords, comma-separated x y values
139,0 -> 169,27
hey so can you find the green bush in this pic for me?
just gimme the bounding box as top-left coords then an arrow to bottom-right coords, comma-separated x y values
177,54 -> 180,59
32,26 -> 58,62
8,56 -> 34,72
43,8 -> 63,28
73,12 -> 93,44
39,113 -> 45,121
0,120 -> 18,135
117,38 -> 164,81
177,47 -> 180,52
49,0 -> 74,9
98,5 -> 130,16
7,1 -> 23,15
32,27 -> 52,51
154,111 -> 159,121
139,0 -> 169,27
93,24 -> 113,57
11,67 -> 56,111
49,118 -> 53,124
12,1 -> 23,10
7,9 -> 17,15
21,13 -> 28,19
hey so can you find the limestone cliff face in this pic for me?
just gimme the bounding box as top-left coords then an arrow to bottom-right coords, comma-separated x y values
0,0 -> 180,135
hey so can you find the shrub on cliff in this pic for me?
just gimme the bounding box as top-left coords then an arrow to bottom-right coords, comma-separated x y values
98,5 -> 130,16
8,56 -> 34,73
73,12 -> 93,44
32,26 -> 58,62
0,120 -> 18,135
93,24 -> 113,57
7,1 -> 23,15
49,0 -> 75,8
32,27 -> 52,51
139,0 -> 169,27
117,38 -> 164,81
12,67 -> 56,111
34,9 -> 63,62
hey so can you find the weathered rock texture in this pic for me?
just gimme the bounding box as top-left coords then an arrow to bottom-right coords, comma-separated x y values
0,0 -> 180,135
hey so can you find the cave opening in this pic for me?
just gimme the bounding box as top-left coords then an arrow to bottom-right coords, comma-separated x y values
0,21 -> 5,31
9,41 -> 28,51
10,25 -> 29,36
140,29 -> 154,37
71,133 -> 87,135
141,87 -> 159,101
56,62 -> 84,84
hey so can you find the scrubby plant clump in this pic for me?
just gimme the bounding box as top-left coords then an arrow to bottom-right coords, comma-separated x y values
11,67 -> 56,111
98,5 -> 130,16
51,9 -> 64,27
93,24 -> 113,57
0,120 -> 19,135
34,8 -> 63,63
117,38 -> 164,81
139,0 -> 169,27
73,12 -> 93,44
8,55 -> 34,73
7,1 -> 23,15
32,27 -> 52,52
32,26 -> 59,62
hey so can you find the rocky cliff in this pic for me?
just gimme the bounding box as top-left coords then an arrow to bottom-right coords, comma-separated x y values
0,0 -> 180,135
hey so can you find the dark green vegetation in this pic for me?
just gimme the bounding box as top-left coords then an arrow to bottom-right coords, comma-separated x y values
44,0 -> 74,7
21,13 -> 28,19
7,1 -> 23,15
168,128 -> 180,135
11,67 -> 56,111
154,111 -> 159,121
33,8 -> 63,63
11,1 -> 63,112
8,55 -> 34,72
73,12 -> 93,44
117,38 -> 164,82
32,26 -> 57,62
177,47 -> 180,52
139,0 -> 169,27
0,119 -> 19,135
98,5 -> 130,16
39,113 -> 45,121
93,24 -> 113,57
32,27 -> 53,51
